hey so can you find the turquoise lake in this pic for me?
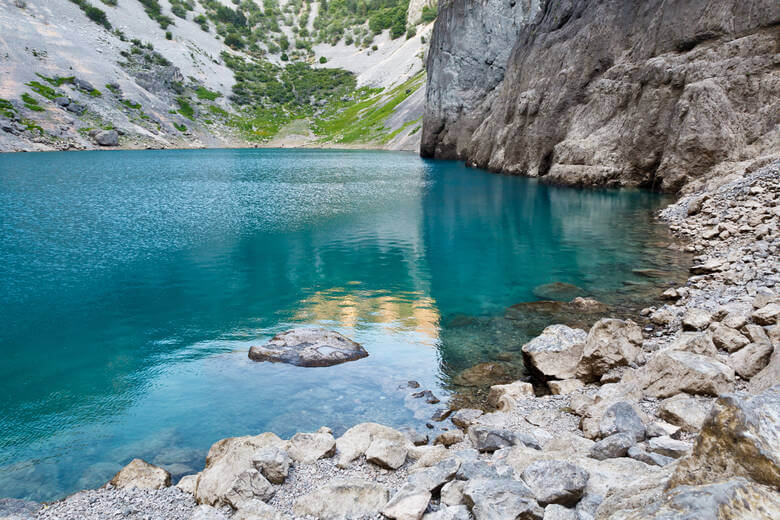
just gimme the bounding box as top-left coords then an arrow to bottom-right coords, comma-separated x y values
0,149 -> 687,500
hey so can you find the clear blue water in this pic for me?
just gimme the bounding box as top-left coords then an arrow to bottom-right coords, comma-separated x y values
0,149 -> 686,501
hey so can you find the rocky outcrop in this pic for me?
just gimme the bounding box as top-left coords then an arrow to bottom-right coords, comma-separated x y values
107,459 -> 171,490
422,0 -> 780,191
248,328 -> 368,367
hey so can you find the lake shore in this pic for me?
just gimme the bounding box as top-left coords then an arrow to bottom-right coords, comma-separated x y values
5,159 -> 778,519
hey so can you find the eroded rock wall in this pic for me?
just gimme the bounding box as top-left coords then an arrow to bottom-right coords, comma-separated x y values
422,0 -> 780,191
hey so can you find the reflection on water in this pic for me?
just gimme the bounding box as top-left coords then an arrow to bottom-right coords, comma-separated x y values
0,149 -> 688,500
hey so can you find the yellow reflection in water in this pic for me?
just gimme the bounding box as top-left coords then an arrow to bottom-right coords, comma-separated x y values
294,288 -> 440,345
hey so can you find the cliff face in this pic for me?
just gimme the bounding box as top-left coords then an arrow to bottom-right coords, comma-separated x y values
422,0 -> 780,191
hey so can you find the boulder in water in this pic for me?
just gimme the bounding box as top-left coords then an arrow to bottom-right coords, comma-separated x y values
248,328 -> 368,367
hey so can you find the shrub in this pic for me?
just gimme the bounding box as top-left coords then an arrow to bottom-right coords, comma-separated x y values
224,33 -> 245,49
166,31 -> 173,40
420,5 -> 437,24
319,56 -> 327,64
195,86 -> 221,100
280,53 -> 289,61
176,97 -> 194,119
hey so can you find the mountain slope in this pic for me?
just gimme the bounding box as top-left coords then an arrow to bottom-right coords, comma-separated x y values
0,0 -> 434,152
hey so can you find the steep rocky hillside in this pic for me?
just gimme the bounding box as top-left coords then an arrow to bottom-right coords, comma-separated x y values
0,0 -> 436,152
422,0 -> 780,192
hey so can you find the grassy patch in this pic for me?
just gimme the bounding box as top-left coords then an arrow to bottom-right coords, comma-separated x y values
173,122 -> 187,132
21,92 -> 45,111
176,97 -> 195,119
121,99 -> 142,109
195,86 -> 221,101
26,81 -> 57,100
36,73 -> 75,87
0,98 -> 16,119
68,0 -> 111,30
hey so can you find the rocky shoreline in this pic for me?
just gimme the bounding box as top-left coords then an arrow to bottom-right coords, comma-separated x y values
2,160 -> 778,520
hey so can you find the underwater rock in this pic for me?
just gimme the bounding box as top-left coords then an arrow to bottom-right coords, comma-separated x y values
533,282 -> 586,301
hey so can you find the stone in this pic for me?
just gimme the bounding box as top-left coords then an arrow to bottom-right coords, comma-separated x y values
745,324 -> 771,345
520,460 -> 588,507
400,427 -> 429,446
521,324 -> 587,380
709,323 -> 750,352
248,328 -> 367,367
599,401 -> 646,441
462,478 -> 543,520
195,433 -> 283,508
689,259 -> 725,275
94,130 -> 119,146
753,303 -> 779,325
107,459 -> 170,490
73,78 -> 95,91
646,436 -> 690,459
645,420 -> 680,439
431,408 -> 452,422
251,447 -> 290,484
382,483 -> 431,520
638,350 -> 735,397
413,390 -> 441,404
576,319 -> 643,382
658,394 -> 710,432
532,282 -> 585,301
407,457 -> 460,492
433,430 -> 464,447
749,347 -> 779,394
468,425 -> 540,452
440,480 -> 467,506
421,505 -> 471,520
730,341 -> 773,379
668,332 -> 718,357
232,501 -> 290,520
190,505 -> 230,520
66,102 -> 85,114
456,459 -> 516,481
408,445 -> 450,471
366,438 -> 408,469
335,423 -> 411,468
669,386 -> 780,489
450,408 -> 483,429
548,379 -> 584,395
589,433 -> 635,460
606,478 -> 780,519
293,479 -> 389,519
681,308 -> 713,331
487,381 -> 534,411
627,446 -> 675,467
54,96 -> 70,106
722,312 -> 749,330
287,427 -> 336,463
176,474 -> 198,494
454,362 -> 511,387
543,504 -> 578,520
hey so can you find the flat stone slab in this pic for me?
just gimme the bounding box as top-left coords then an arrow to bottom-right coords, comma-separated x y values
249,328 -> 368,367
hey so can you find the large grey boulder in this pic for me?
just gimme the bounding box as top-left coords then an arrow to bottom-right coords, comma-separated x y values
543,504 -> 578,520
335,423 -> 412,468
646,436 -> 690,459
627,446 -> 674,467
107,459 -> 170,490
195,433 -> 283,508
602,478 -> 780,519
248,328 -> 368,367
599,401 -> 646,441
462,478 -> 543,520
668,386 -> 780,489
681,308 -> 712,331
293,479 -> 389,519
382,483 -> 431,520
638,350 -> 735,397
366,438 -> 408,469
590,433 -> 635,460
520,460 -> 588,507
467,425 -> 540,452
668,332 -> 718,357
709,322 -> 750,352
658,394 -> 709,432
407,457 -> 460,492
728,342 -> 773,379
753,303 -> 780,325
251,447 -> 290,484
576,319 -> 643,382
94,130 -> 119,146
286,427 -> 336,463
421,505 -> 471,520
521,324 -> 587,380
749,346 -> 780,394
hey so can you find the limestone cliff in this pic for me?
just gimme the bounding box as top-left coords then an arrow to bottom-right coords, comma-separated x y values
422,0 -> 780,191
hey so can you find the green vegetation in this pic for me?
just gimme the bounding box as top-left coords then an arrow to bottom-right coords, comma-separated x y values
195,86 -> 221,101
100,0 -> 117,6
420,5 -> 437,24
0,99 -> 16,119
36,74 -> 75,87
26,81 -> 58,100
121,99 -> 142,109
68,0 -> 111,30
173,122 -> 187,132
166,31 -> 173,40
176,97 -> 195,119
21,93 -> 45,111
312,71 -> 424,143
137,0 -> 173,29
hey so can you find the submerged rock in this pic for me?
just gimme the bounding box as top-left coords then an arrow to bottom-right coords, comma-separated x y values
248,328 -> 368,367
532,282 -> 585,301
453,362 -> 511,387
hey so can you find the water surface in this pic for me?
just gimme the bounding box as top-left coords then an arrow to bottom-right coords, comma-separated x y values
0,149 -> 686,500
